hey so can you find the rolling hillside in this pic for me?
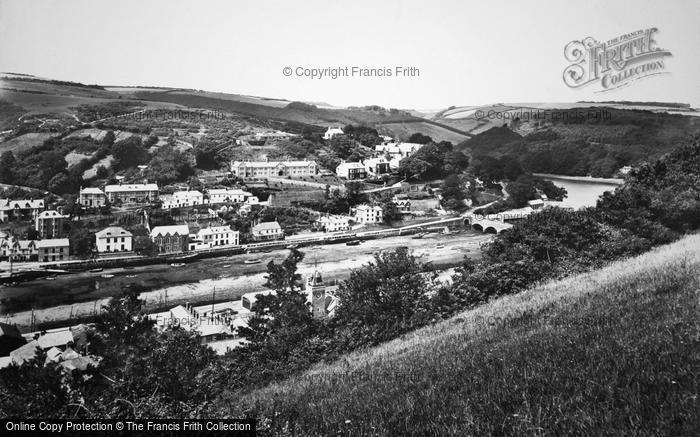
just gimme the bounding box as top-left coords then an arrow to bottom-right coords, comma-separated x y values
219,233 -> 700,436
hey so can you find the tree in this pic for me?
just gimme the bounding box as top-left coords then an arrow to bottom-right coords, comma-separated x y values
335,248 -> 433,345
102,130 -> 116,146
407,132 -> 433,144
0,151 -> 16,184
112,136 -> 149,170
440,174 -> 468,211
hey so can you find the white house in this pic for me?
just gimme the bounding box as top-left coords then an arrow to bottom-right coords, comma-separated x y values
196,226 -> 239,248
251,221 -> 284,241
351,204 -> 383,224
323,126 -> 344,140
317,215 -> 351,233
335,161 -> 367,180
78,187 -> 106,208
207,188 -> 251,204
35,210 -> 68,239
161,190 -> 204,209
95,226 -> 133,253
363,156 -> 391,176
36,239 -> 70,262
375,142 -> 424,169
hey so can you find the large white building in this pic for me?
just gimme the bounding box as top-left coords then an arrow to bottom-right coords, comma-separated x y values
95,226 -> 133,253
104,183 -> 159,205
351,204 -> 383,224
251,221 -> 284,241
207,188 -> 251,204
316,215 -> 351,233
335,161 -> 367,180
196,226 -> 239,248
230,160 -> 317,178
161,190 -> 204,209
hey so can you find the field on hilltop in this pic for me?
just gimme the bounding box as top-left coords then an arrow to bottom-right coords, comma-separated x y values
220,234 -> 700,436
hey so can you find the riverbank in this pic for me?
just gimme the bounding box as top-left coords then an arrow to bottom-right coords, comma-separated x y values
534,173 -> 624,185
2,231 -> 492,330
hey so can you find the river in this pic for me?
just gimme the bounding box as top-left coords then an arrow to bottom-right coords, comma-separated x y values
537,174 -> 623,209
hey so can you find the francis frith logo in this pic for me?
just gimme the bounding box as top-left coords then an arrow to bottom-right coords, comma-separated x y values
563,28 -> 671,91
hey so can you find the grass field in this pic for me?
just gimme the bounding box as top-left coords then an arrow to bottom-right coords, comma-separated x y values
221,233 -> 700,436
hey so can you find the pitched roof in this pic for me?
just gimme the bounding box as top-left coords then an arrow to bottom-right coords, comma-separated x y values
95,226 -> 133,238
36,330 -> 74,349
104,183 -> 159,192
35,238 -> 70,248
36,210 -> 68,219
150,225 -> 189,238
253,221 -> 282,231
198,226 -> 234,236
0,322 -> 22,339
80,187 -> 105,195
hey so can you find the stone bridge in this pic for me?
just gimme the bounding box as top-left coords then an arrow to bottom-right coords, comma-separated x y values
462,214 -> 513,234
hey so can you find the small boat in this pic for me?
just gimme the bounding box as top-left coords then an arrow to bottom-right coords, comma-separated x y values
244,259 -> 262,264
222,264 -> 231,268
125,274 -> 138,278
286,244 -> 299,250
346,240 -> 361,246
89,268 -> 103,273
46,275 -> 57,280
436,244 -> 445,249
412,232 -> 425,239
101,274 -> 115,279
170,263 -> 186,268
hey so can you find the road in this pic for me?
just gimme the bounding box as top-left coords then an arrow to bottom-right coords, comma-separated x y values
0,231 -> 493,330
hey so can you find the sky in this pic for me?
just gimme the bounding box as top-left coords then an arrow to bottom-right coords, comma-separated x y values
1,0 -> 698,110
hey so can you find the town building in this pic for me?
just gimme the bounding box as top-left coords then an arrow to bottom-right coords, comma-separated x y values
0,198 -> 45,222
207,188 -> 251,204
36,238 -> 70,262
104,183 -> 159,205
78,187 -> 106,208
161,190 -> 204,209
251,221 -> 284,241
323,126 -> 344,140
392,196 -> 411,213
95,227 -> 133,253
197,226 -> 239,248
230,160 -> 317,178
375,142 -> 424,169
363,157 -> 391,176
0,238 -> 37,261
35,210 -> 68,239
351,204 -> 383,224
150,225 -> 189,254
317,215 -> 351,232
335,161 -> 367,180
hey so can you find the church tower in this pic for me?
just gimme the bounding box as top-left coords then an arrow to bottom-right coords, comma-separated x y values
306,270 -> 327,319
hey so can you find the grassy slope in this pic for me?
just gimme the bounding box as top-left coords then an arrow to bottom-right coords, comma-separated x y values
222,234 -> 700,436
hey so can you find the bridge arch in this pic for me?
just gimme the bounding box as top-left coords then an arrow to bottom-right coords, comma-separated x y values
472,223 -> 483,232
484,226 -> 497,234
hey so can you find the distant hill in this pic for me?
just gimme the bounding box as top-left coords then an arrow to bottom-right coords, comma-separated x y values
458,108 -> 700,177
219,233 -> 700,435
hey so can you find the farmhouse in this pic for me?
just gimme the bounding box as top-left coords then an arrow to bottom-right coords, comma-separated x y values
323,126 -> 344,140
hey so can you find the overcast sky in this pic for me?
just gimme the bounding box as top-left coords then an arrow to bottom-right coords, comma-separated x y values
1,0 -> 698,109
